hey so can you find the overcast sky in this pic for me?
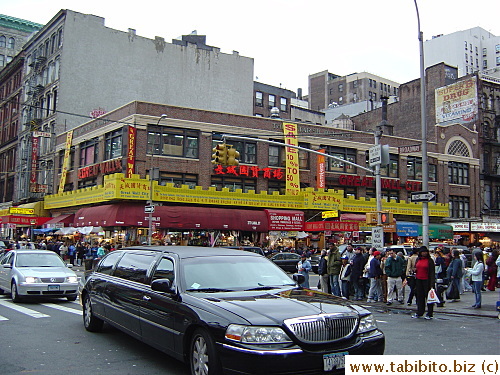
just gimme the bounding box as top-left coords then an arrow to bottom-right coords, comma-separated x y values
3,0 -> 499,94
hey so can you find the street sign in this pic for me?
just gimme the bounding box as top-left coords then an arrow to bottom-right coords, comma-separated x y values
321,210 -> 338,218
410,191 -> 436,202
372,226 -> 384,250
368,145 -> 382,167
144,205 -> 155,213
398,144 -> 421,154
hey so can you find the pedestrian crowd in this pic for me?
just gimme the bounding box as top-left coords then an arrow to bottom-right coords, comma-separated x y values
303,243 -> 499,320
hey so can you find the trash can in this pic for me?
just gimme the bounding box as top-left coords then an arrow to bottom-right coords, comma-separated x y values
84,258 -> 94,270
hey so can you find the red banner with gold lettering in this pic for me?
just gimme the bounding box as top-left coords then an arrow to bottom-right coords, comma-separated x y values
126,126 -> 137,178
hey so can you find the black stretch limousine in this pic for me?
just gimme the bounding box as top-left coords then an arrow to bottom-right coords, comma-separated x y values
80,246 -> 384,375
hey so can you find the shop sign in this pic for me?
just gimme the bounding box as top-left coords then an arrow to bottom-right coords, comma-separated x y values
78,159 -> 122,179
283,122 -> 300,196
9,207 -> 35,215
213,165 -> 284,180
338,175 -> 422,191
444,222 -> 470,231
322,210 -> 338,218
126,126 -> 136,178
471,222 -> 500,232
0,216 -> 50,225
267,211 -> 304,231
304,221 -> 359,232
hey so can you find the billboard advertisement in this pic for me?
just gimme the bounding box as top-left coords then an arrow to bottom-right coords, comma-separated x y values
435,77 -> 477,125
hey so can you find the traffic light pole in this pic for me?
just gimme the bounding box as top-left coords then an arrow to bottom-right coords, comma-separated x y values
220,135 -> 374,173
374,125 -> 383,226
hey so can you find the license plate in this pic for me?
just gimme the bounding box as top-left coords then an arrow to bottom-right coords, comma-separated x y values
323,352 -> 347,371
48,285 -> 60,291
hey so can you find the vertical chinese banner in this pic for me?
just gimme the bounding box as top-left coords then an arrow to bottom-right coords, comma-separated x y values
126,125 -> 137,178
317,148 -> 325,189
30,135 -> 39,192
58,130 -> 73,193
283,122 -> 300,196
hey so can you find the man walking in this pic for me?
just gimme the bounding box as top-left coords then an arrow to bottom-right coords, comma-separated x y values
385,249 -> 405,305
327,244 -> 342,296
367,251 -> 382,302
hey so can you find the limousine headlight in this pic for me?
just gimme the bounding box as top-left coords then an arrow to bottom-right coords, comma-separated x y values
225,324 -> 292,344
357,314 -> 377,333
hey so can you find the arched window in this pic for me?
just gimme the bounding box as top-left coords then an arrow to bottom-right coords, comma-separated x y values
0,36 -> 6,48
8,37 -> 15,49
447,139 -> 470,157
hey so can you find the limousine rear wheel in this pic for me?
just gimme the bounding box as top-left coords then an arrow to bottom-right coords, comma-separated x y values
83,294 -> 104,332
189,328 -> 222,375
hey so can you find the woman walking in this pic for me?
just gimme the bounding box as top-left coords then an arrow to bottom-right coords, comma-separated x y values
411,246 -> 436,320
468,251 -> 485,308
486,250 -> 498,291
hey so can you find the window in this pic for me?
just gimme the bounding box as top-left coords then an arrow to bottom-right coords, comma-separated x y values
152,257 -> 175,283
7,38 -> 15,49
448,162 -> 469,185
380,82 -> 383,90
0,55 -> 4,67
214,136 -> 257,164
268,94 -> 276,108
380,154 -> 399,178
159,172 -> 197,189
268,142 -> 309,169
323,146 -> 356,173
58,147 -> 75,172
280,97 -> 287,112
79,138 -> 98,167
338,84 -> 343,92
353,81 -> 358,89
77,178 -> 96,189
147,126 -> 199,158
483,48 -> 487,57
114,253 -> 156,284
267,181 -> 285,194
449,196 -> 470,218
407,156 -> 437,181
96,252 -> 122,275
0,36 -> 5,48
483,60 -> 488,69
369,79 -> 372,88
104,129 -> 123,160
464,41 -> 468,50
211,176 -> 256,193
255,91 -> 263,107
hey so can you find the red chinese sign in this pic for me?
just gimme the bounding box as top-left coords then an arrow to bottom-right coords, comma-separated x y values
213,165 -> 284,179
126,126 -> 136,178
30,135 -> 39,185
78,159 -> 122,179
304,221 -> 359,232
338,174 -> 422,191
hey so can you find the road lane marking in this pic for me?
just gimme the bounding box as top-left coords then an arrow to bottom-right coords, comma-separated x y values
0,299 -> 50,318
41,303 -> 82,315
0,314 -> 8,321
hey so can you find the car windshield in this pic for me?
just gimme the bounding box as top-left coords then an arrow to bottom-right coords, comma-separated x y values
182,255 -> 295,292
15,253 -> 66,268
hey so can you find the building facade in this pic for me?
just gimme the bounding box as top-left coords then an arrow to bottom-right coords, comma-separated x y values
16,9 -> 254,204
308,70 -> 400,112
253,82 -> 296,119
424,27 -> 500,78
0,14 -> 42,70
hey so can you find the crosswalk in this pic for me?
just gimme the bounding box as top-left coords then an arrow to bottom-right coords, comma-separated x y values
0,295 -> 82,321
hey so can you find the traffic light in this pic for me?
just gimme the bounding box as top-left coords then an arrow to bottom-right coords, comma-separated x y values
380,211 -> 393,224
227,145 -> 240,166
366,212 -> 377,224
211,143 -> 228,165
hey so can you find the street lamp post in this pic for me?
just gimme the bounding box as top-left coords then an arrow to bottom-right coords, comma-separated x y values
414,0 -> 429,248
147,114 -> 167,245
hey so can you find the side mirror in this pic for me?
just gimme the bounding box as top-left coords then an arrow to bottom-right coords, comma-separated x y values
3,264 -> 12,269
151,278 -> 175,294
292,273 -> 305,286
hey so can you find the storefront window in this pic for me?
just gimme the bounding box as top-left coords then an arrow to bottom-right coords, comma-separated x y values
159,172 -> 197,189
147,126 -> 199,159
211,176 -> 256,193
324,146 -> 356,174
268,181 -> 285,194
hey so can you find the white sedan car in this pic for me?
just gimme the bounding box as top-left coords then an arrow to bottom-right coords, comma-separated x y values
0,250 -> 78,302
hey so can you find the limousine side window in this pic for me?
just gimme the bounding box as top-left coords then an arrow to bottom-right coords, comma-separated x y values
96,252 -> 122,275
114,253 -> 156,284
151,257 -> 175,283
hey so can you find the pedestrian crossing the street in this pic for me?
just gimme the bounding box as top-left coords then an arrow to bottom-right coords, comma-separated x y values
0,295 -> 81,321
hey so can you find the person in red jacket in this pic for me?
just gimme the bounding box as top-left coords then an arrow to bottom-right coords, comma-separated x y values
411,246 -> 436,320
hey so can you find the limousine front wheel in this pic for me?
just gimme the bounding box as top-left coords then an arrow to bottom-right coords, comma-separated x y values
83,294 -> 104,332
189,328 -> 222,375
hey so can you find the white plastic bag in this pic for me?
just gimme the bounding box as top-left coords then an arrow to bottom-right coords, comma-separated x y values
427,288 -> 439,304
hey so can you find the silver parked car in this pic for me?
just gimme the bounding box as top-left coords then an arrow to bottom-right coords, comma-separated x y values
0,250 -> 79,302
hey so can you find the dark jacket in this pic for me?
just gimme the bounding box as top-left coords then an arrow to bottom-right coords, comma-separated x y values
368,257 -> 382,278
447,258 -> 463,279
385,256 -> 405,278
350,253 -> 366,280
317,256 -> 328,276
416,256 -> 436,289
327,248 -> 342,275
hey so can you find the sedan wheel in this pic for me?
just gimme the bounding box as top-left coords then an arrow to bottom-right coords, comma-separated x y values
11,282 -> 21,302
82,294 -> 103,332
189,329 -> 222,375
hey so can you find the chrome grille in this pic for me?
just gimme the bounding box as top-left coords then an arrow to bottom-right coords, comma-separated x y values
40,277 -> 65,283
284,313 -> 358,344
